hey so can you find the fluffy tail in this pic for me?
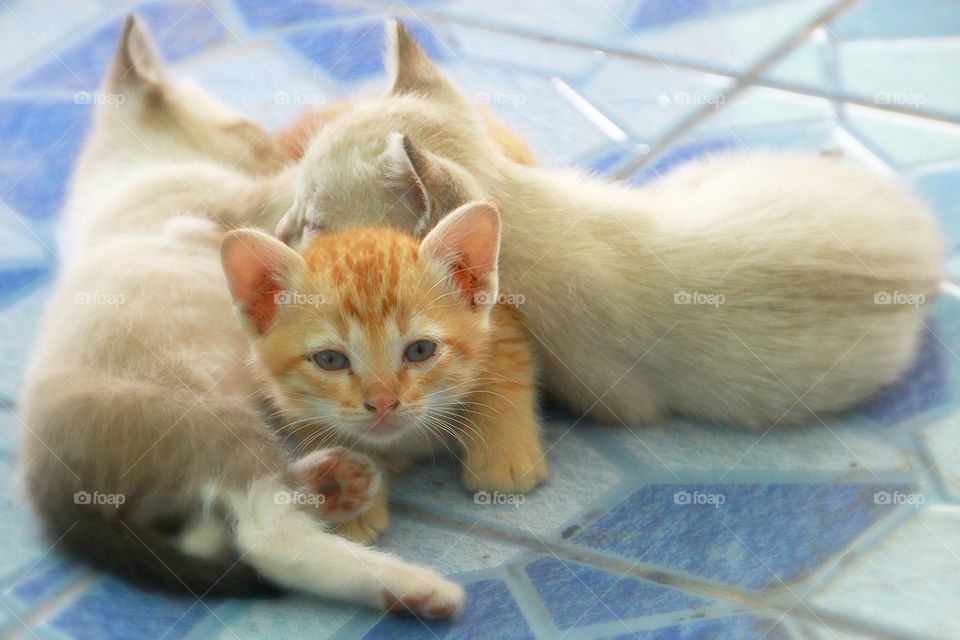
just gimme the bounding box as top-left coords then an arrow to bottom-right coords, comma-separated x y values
41,501 -> 281,599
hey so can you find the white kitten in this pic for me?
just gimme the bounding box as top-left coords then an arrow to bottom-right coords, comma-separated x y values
279,21 -> 944,429
18,16 -> 463,617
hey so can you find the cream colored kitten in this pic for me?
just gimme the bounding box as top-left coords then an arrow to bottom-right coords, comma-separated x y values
278,21 -> 944,429
18,16 -> 462,617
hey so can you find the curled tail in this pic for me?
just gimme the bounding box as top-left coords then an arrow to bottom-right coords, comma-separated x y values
40,500 -> 281,599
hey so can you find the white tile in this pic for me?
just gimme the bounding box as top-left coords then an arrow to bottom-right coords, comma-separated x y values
812,508 -> 960,638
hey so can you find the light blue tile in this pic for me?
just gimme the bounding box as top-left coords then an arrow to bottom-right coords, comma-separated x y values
391,419 -> 625,539
596,414 -> 916,478
830,0 -> 960,40
923,412 -> 960,500
622,0 -> 834,73
859,296 -> 960,426
579,57 -> 732,141
838,41 -> 960,118
0,0 -> 104,78
0,284 -> 52,401
811,508 -> 960,639
573,483 -> 906,590
207,596 -> 357,640
843,107 -> 960,168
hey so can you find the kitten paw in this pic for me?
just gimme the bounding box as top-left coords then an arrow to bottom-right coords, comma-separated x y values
461,438 -> 549,494
381,573 -> 465,620
334,490 -> 389,544
291,447 -> 381,524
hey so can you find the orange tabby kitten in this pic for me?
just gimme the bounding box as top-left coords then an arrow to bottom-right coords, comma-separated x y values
222,203 -> 548,542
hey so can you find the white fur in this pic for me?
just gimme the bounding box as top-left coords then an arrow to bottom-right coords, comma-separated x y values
285,21 -> 944,429
18,16 -> 463,614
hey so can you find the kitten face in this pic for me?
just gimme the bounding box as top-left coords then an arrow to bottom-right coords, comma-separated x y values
224,204 -> 502,451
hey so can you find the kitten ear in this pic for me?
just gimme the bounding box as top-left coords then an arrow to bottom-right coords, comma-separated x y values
385,19 -> 460,103
380,132 -> 474,235
419,202 -> 501,310
106,15 -> 164,93
221,229 -> 306,336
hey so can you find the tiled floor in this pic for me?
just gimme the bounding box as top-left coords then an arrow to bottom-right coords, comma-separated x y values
0,0 -> 957,638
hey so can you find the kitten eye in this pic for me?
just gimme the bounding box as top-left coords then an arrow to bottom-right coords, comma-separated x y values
403,340 -> 437,363
304,220 -> 326,235
312,350 -> 349,371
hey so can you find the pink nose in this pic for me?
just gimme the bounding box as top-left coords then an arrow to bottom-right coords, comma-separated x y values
363,386 -> 400,419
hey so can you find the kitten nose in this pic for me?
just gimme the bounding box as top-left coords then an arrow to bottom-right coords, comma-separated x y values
363,385 -> 400,418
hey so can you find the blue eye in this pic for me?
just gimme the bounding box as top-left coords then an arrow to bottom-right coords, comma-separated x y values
403,340 -> 437,363
312,350 -> 349,371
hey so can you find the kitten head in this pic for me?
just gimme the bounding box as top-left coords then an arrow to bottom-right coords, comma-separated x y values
222,202 -> 501,449
277,20 -> 505,248
99,15 -> 280,174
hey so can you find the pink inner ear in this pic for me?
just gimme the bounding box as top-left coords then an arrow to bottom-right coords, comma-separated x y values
246,271 -> 283,334
420,204 -> 500,309
223,235 -> 288,335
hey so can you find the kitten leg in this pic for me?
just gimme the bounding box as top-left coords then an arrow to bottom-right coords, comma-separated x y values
461,312 -> 549,494
291,447 -> 381,525
334,484 -> 390,545
228,477 -> 462,618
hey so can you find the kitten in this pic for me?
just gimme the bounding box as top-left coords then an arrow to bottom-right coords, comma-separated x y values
276,20 -> 945,429
18,16 -> 463,617
222,203 -> 547,543
274,99 -> 536,166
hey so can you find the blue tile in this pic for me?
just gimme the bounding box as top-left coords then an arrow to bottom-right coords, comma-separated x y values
0,267 -> 49,306
574,483 -> 904,590
607,614 -> 792,639
0,100 -> 89,222
234,0 -> 364,30
630,0 -> 779,30
633,138 -> 738,184
284,19 -> 447,83
525,557 -> 711,630
360,579 -> 534,640
859,297 -> 959,426
134,0 -> 229,61
7,560 -> 81,607
14,20 -> 122,91
830,0 -> 960,40
47,579 -> 211,640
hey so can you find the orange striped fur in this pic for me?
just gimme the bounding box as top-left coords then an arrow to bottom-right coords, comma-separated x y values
247,214 -> 548,543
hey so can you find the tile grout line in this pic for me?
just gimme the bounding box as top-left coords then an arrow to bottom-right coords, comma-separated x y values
390,500 -> 919,640
337,0 -> 960,129
613,0 -> 858,180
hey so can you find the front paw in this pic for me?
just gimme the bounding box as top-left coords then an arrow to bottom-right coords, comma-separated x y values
292,447 -> 381,524
461,437 -> 549,494
335,493 -> 389,544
